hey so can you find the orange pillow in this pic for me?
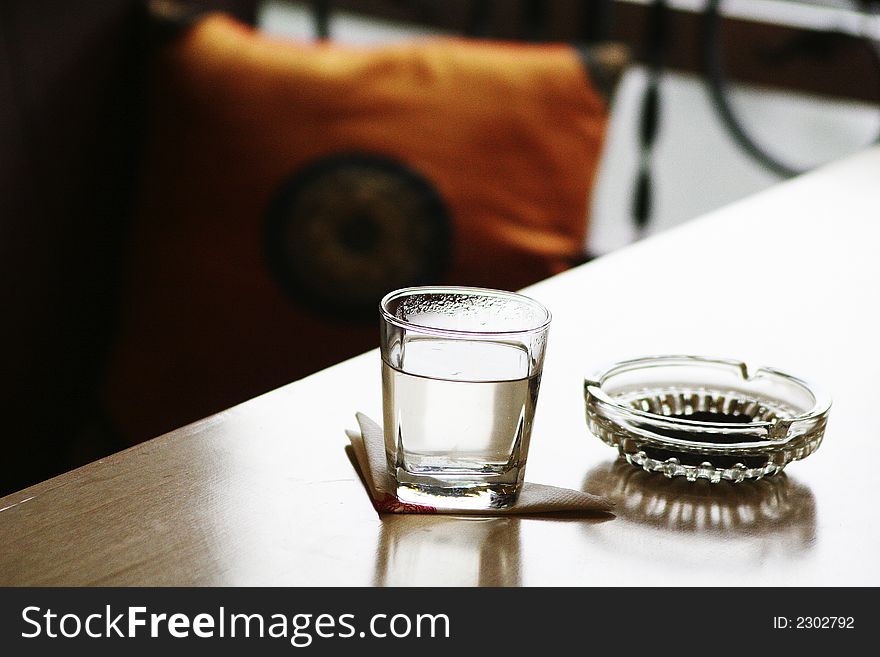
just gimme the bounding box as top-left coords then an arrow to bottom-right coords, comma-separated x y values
104,14 -> 611,441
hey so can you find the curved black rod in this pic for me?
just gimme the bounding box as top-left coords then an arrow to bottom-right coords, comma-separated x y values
702,0 -> 880,178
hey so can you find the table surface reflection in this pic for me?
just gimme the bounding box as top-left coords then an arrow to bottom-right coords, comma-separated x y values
2,147 -> 880,586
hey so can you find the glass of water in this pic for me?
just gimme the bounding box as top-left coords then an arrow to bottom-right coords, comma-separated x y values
380,286 -> 551,510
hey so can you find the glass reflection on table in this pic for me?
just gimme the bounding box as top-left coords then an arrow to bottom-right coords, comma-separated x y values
374,515 -> 521,586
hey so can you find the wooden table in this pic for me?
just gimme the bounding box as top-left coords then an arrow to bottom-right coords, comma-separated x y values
2,147 -> 879,586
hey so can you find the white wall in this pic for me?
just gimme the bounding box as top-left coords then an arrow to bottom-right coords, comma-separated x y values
590,65 -> 878,252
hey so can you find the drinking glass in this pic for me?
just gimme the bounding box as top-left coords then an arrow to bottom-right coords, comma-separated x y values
380,286 -> 551,509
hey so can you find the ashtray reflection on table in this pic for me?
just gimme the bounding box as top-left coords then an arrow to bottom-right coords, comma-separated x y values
584,355 -> 831,482
585,460 -> 815,538
581,460 -> 816,568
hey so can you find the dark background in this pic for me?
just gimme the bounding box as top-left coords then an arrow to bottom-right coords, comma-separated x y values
0,0 -> 873,495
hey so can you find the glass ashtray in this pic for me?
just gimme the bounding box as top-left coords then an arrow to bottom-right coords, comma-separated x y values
584,356 -> 831,483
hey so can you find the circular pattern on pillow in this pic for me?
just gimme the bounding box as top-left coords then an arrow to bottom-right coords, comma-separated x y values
265,153 -> 452,318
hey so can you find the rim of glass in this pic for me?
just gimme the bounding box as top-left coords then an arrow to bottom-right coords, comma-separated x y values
380,286 -> 552,338
585,355 -> 832,433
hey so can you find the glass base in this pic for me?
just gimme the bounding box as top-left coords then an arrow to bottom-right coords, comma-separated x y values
395,469 -> 521,510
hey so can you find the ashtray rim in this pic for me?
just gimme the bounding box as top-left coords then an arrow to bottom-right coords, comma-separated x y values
584,354 -> 831,451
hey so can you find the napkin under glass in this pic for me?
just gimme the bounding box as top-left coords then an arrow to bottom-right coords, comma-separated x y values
348,413 -> 613,516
